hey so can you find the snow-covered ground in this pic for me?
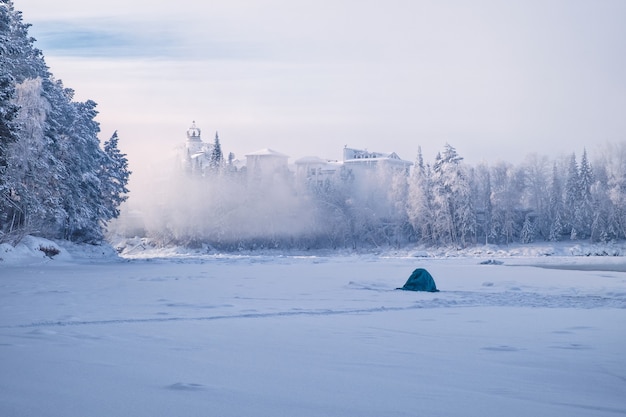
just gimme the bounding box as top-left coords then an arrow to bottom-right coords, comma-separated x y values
1,238 -> 625,416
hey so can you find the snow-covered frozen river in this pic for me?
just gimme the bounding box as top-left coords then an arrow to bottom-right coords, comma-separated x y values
1,252 -> 625,416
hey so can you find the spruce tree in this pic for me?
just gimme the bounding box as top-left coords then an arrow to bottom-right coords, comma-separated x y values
407,146 -> 434,243
564,154 -> 581,239
548,163 -> 564,241
431,144 -> 475,246
578,149 -> 594,238
520,215 -> 535,244
209,131 -> 223,172
472,163 -> 494,244
101,131 -> 130,220
0,1 -> 19,241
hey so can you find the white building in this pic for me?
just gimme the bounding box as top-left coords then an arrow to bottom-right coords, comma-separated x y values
178,121 -> 411,187
185,121 -> 204,154
182,121 -> 214,175
294,146 -> 412,189
244,148 -> 290,184
342,147 -> 412,175
294,156 -> 343,188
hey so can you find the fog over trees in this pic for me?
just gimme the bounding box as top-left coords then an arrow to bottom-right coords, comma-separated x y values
112,138 -> 626,251
0,1 -> 130,244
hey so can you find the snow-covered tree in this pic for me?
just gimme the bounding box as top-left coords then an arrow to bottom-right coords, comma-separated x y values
600,142 -> 626,239
0,56 -> 18,171
100,131 -> 130,220
0,1 -> 20,241
490,162 -> 524,244
430,144 -> 475,246
209,131 -> 223,172
5,77 -> 62,240
589,164 -> 614,242
407,147 -> 434,243
564,153 -> 582,239
521,153 -> 550,239
520,214 -> 535,244
577,149 -> 594,238
307,167 -> 353,249
37,81 -> 102,242
471,163 -> 495,244
547,163 -> 564,241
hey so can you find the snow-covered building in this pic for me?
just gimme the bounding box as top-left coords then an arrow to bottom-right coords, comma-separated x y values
342,147 -> 412,175
185,121 -> 204,154
294,156 -> 344,188
294,146 -> 412,189
244,148 -> 290,184
181,121 -> 214,175
178,121 -> 411,187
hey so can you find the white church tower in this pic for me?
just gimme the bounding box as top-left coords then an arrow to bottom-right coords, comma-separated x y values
186,121 -> 203,155
181,121 -> 214,175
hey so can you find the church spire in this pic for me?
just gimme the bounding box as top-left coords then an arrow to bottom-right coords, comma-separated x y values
186,121 -> 202,142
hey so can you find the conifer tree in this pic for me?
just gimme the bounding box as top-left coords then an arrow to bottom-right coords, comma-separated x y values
548,163 -> 564,241
564,154 -> 581,239
431,144 -> 475,246
578,149 -> 594,238
471,163 -> 494,244
520,214 -> 535,243
589,164 -> 613,242
489,162 -> 524,244
101,131 -> 130,220
0,1 -> 19,240
209,131 -> 223,172
521,154 -> 550,239
407,146 -> 434,243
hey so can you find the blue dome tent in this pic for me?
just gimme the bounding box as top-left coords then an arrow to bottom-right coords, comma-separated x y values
397,268 -> 439,292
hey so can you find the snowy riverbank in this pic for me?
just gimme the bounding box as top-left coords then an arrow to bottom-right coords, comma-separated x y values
3,235 -> 626,266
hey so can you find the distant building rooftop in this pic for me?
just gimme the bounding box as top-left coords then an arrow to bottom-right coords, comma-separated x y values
245,148 -> 289,158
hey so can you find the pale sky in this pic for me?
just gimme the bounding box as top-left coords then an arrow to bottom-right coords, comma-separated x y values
15,0 -> 626,169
